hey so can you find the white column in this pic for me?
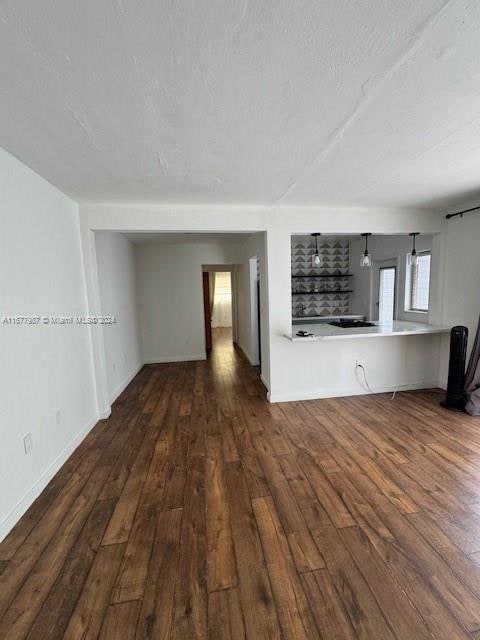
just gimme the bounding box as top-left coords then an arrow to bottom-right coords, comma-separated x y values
265,225 -> 292,401
78,212 -> 111,418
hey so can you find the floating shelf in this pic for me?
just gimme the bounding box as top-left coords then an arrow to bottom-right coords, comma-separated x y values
292,290 -> 353,295
291,273 -> 353,278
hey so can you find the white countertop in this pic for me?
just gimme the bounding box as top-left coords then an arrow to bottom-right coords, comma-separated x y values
286,320 -> 450,342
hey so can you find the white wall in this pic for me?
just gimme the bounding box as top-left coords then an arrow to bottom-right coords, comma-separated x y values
442,215 -> 480,343
95,233 -> 142,403
270,334 -> 442,401
349,234 -> 436,323
438,215 -> 480,386
136,239 -> 243,362
0,148 -> 97,541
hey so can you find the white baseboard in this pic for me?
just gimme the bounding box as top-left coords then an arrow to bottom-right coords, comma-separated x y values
267,381 -> 439,403
237,343 -> 260,367
144,354 -> 206,364
260,374 -> 270,390
0,413 -> 99,543
109,362 -> 143,404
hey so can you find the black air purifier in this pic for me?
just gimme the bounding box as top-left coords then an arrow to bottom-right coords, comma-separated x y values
441,325 -> 468,412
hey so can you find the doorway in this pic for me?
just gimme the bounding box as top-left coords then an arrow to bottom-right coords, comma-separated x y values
374,259 -> 398,324
202,269 -> 234,352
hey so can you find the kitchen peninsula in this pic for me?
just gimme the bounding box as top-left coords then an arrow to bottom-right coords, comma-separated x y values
287,319 -> 449,341
268,232 -> 450,404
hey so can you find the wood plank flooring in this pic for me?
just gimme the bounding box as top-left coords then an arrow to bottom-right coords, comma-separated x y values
2,327 -> 480,638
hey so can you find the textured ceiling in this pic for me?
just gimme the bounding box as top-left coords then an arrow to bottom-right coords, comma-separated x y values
1,0 -> 480,208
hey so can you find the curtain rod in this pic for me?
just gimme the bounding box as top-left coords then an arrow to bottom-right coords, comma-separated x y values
446,205 -> 480,220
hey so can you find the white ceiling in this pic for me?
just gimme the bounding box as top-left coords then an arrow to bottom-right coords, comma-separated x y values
1,1 -> 480,208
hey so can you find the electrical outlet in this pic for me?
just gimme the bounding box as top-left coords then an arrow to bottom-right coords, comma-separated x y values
23,433 -> 33,455
355,359 -> 363,368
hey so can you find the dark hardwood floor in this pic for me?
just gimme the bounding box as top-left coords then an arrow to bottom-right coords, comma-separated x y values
2,328 -> 480,638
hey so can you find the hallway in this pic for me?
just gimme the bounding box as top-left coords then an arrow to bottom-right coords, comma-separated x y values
2,337 -> 480,638
210,326 -> 233,352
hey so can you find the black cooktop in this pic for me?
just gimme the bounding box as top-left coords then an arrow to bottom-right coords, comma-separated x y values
328,320 -> 376,328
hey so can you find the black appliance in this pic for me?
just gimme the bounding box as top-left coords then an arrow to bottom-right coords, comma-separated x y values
441,325 -> 468,412
328,319 -> 375,328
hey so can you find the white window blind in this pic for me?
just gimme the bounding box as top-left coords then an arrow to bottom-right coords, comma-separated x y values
411,252 -> 431,311
378,267 -> 396,324
211,272 -> 232,328
214,272 -> 231,301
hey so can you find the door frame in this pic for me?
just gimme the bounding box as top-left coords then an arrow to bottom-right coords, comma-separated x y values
202,272 -> 212,352
249,256 -> 261,366
201,264 -> 239,353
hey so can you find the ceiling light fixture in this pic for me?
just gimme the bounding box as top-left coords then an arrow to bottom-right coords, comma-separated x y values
360,233 -> 372,267
311,233 -> 322,268
408,232 -> 419,267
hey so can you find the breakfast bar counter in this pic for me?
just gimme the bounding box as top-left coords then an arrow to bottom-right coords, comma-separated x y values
285,320 -> 450,342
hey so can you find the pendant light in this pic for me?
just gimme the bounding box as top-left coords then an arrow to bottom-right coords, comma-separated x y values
408,233 -> 419,266
311,233 -> 322,268
360,233 -> 372,267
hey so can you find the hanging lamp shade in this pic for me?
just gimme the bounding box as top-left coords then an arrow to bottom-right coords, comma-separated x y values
360,233 -> 372,267
408,232 -> 419,266
311,233 -> 322,268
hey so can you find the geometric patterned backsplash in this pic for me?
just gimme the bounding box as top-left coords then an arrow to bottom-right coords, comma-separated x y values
291,236 -> 350,317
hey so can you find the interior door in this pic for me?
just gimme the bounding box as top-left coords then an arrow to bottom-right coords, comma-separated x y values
374,259 -> 397,323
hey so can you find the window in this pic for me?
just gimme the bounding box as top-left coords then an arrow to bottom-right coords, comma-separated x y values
378,266 -> 396,324
213,271 -> 231,302
211,272 -> 232,328
407,251 -> 431,312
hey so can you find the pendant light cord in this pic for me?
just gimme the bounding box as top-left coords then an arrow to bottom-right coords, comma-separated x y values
361,232 -> 371,255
